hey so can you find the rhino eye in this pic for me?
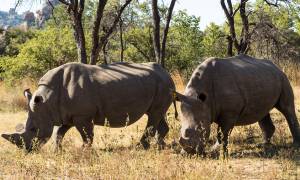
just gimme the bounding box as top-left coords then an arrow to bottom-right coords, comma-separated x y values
197,93 -> 207,102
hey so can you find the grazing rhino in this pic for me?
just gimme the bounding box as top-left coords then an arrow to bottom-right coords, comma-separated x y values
2,62 -> 177,152
175,54 -> 300,157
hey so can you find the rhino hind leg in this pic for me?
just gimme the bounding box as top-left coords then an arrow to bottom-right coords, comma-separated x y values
138,113 -> 163,149
156,118 -> 169,149
258,113 -> 275,144
55,125 -> 72,151
73,116 -> 94,147
277,108 -> 300,146
275,82 -> 300,146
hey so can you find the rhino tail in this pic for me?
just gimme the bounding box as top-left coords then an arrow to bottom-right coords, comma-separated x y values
173,100 -> 178,119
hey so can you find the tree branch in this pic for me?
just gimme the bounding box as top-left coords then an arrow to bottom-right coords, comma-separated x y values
58,0 -> 70,6
90,0 -> 132,65
264,0 -> 279,7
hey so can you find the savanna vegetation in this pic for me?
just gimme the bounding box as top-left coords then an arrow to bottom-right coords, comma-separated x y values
0,0 -> 300,179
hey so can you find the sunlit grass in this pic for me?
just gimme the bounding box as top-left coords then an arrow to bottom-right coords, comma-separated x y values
0,80 -> 299,178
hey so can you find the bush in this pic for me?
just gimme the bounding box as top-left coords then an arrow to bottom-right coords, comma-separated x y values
0,26 -> 77,82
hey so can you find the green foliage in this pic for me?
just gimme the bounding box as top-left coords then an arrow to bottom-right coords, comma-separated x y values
0,26 -> 76,82
166,10 -> 204,73
0,28 -> 35,56
202,23 -> 227,58
0,0 -> 299,83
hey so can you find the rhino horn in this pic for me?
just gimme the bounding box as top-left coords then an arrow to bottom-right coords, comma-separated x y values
1,133 -> 24,148
1,133 -> 12,141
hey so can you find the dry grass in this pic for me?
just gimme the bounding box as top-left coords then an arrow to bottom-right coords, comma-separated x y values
0,78 -> 299,179
1,111 -> 299,179
0,79 -> 36,112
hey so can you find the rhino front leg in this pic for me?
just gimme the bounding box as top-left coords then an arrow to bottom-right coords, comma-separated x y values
73,116 -> 94,147
55,125 -> 72,151
258,113 -> 275,144
218,120 -> 234,159
211,126 -> 222,152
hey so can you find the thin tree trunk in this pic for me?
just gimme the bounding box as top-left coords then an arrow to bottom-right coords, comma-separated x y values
119,18 -> 124,62
90,0 -> 132,65
58,0 -> 87,64
221,0 -> 241,56
90,0 -> 108,65
226,35 -> 233,56
72,18 -> 87,64
239,0 -> 249,54
151,0 -> 161,63
160,0 -> 176,68
102,41 -> 108,65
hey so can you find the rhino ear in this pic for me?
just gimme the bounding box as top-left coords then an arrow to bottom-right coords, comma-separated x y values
15,123 -> 25,132
24,89 -> 32,102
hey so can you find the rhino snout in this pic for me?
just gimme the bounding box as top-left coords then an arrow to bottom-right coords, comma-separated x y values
179,128 -> 206,155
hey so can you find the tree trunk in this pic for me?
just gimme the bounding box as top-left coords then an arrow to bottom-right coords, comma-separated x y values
90,0 -> 132,65
90,0 -> 108,65
226,35 -> 233,56
151,0 -> 161,63
239,0 -> 249,54
119,18 -> 124,62
102,41 -> 108,65
72,12 -> 87,64
160,0 -> 176,68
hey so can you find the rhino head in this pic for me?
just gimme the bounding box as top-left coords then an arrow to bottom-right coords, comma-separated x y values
1,88 -> 54,152
174,90 -> 211,155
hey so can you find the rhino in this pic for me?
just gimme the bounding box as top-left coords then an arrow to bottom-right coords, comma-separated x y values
2,62 -> 177,152
175,54 -> 300,157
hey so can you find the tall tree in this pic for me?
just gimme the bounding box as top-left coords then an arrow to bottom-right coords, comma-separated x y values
90,0 -> 132,65
58,0 -> 87,63
220,0 -> 293,57
151,0 -> 176,68
58,0 -> 132,64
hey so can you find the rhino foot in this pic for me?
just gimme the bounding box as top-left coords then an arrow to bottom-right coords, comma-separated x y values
257,142 -> 274,148
292,141 -> 300,147
136,141 -> 150,150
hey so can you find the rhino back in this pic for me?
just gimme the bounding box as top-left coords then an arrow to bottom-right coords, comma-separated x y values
39,62 -> 174,127
214,55 -> 284,125
188,55 -> 286,126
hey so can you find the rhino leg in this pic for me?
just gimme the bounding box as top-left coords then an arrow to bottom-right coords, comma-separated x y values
73,116 -> 94,147
217,120 -> 234,159
55,125 -> 72,151
277,108 -> 300,146
258,113 -> 275,144
156,118 -> 169,149
138,113 -> 162,149
275,84 -> 300,146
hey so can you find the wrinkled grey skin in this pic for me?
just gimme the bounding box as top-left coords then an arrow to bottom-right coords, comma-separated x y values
176,54 -> 300,157
2,62 -> 176,152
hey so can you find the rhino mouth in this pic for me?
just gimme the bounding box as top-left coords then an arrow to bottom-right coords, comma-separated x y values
179,137 -> 205,155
